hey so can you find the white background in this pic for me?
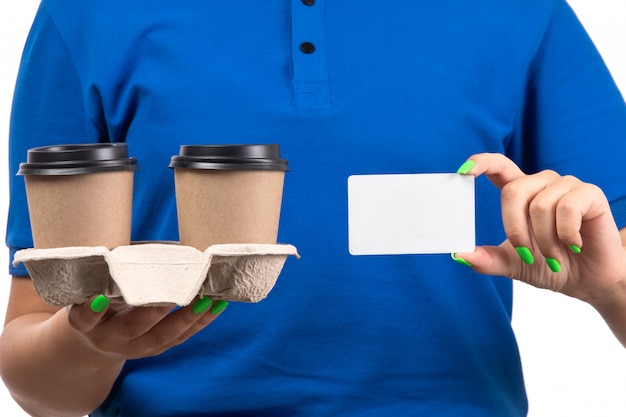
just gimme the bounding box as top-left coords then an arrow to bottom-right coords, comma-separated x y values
1,1 -> 625,416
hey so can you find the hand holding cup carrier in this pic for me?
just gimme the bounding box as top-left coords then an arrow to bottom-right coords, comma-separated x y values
16,143 -> 294,306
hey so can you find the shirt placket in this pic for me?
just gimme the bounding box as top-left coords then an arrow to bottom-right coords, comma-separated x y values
291,0 -> 330,108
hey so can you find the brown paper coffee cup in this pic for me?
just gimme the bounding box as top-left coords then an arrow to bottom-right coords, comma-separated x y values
169,144 -> 289,250
18,143 -> 138,249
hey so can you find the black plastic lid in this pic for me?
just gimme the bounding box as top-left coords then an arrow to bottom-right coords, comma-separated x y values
18,143 -> 138,175
169,144 -> 289,171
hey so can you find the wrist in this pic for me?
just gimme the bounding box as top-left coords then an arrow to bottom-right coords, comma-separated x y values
578,279 -> 626,348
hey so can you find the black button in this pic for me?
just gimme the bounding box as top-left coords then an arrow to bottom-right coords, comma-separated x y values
300,42 -> 315,54
302,0 -> 315,5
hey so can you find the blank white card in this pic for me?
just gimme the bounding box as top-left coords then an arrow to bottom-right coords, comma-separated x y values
347,173 -> 475,255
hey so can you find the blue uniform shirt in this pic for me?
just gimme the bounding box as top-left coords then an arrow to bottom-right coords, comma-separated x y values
7,0 -> 626,416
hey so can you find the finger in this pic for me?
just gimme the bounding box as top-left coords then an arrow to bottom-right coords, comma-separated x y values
147,299 -> 228,351
457,153 -> 525,189
499,170 -> 562,260
99,304 -> 174,339
453,242 -> 520,278
453,242 -> 566,292
85,304 -> 175,354
121,298 -> 229,358
67,295 -> 112,333
555,182 -> 611,248
525,174 -> 580,261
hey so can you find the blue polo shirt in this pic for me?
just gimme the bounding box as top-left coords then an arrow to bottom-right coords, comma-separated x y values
7,0 -> 626,416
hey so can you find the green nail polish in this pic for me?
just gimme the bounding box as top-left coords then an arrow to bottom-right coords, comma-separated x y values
569,244 -> 582,254
546,258 -> 561,272
209,300 -> 229,315
451,253 -> 472,267
515,246 -> 535,265
90,295 -> 110,313
456,160 -> 475,175
192,296 -> 213,314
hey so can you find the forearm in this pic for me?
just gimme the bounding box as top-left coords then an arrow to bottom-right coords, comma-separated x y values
0,309 -> 125,417
590,229 -> 626,348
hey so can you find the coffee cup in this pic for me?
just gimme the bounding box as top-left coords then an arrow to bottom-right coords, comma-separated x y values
18,143 -> 138,249
169,144 -> 289,250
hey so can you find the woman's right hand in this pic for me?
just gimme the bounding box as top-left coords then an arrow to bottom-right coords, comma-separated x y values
0,277 -> 227,417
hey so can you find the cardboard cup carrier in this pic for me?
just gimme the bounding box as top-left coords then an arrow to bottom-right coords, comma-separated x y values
14,143 -> 297,307
169,144 -> 289,250
18,143 -> 138,249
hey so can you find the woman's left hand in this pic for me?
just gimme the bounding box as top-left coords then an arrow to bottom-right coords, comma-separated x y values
453,152 -> 626,304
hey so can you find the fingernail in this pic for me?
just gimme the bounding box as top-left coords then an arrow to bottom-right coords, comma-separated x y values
569,244 -> 582,254
90,295 -> 110,313
515,246 -> 535,265
451,253 -> 472,267
192,296 -> 213,314
456,160 -> 475,175
209,300 -> 229,315
546,258 -> 561,273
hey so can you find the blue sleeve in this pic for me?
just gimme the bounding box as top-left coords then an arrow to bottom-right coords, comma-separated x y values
506,0 -> 626,227
6,4 -> 99,276
610,197 -> 626,230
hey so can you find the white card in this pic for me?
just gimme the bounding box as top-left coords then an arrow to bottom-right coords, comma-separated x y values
347,173 -> 475,255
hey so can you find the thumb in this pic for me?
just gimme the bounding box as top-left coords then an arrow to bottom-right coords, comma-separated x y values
452,243 -> 516,277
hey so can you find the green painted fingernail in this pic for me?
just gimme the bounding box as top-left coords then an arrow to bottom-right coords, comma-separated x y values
456,160 -> 475,175
546,258 -> 561,273
515,246 -> 535,265
90,295 -> 110,313
192,296 -> 213,314
569,244 -> 582,254
451,253 -> 472,267
209,300 -> 229,315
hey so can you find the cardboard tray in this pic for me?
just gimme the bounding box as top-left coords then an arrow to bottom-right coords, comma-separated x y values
13,243 -> 299,307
